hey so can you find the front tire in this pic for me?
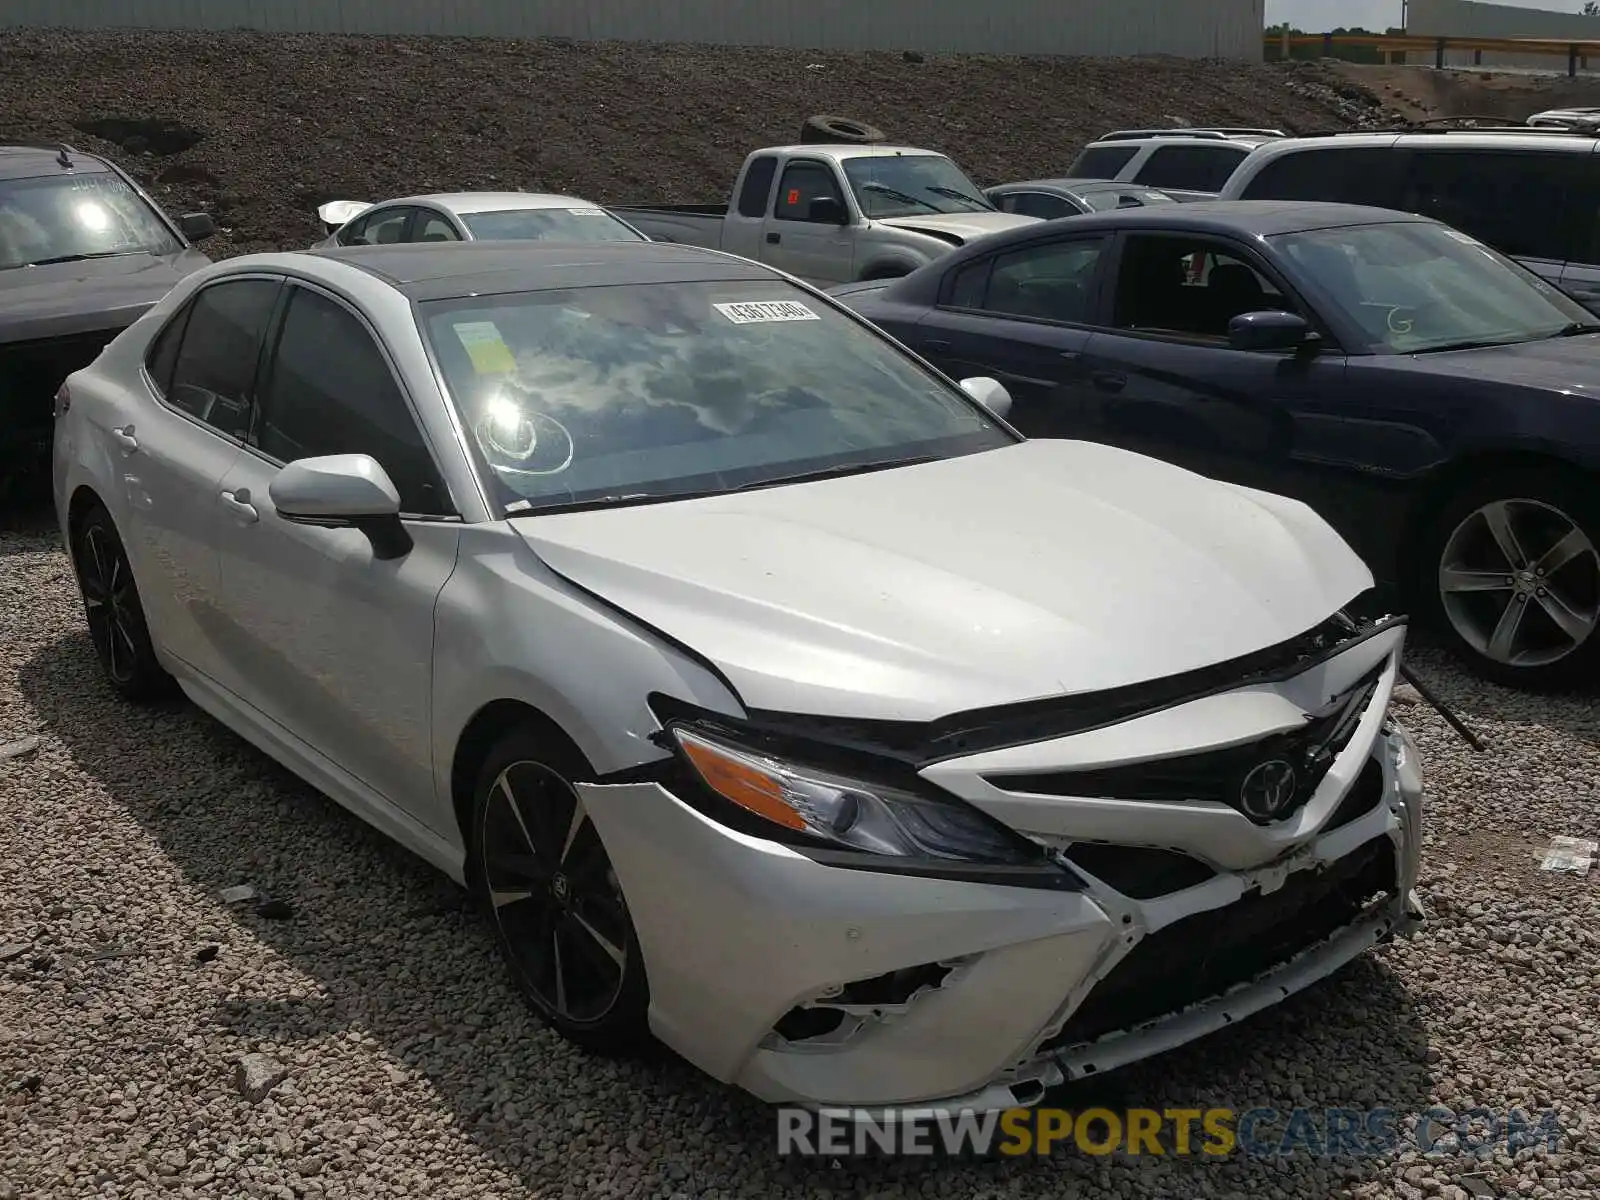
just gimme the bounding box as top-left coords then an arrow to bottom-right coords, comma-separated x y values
70,503 -> 176,702
1418,466 -> 1600,690
468,727 -> 652,1055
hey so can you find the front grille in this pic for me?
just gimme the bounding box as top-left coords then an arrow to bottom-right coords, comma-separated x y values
0,328 -> 123,453
1062,843 -> 1217,899
1041,835 -> 1396,1052
1324,757 -> 1385,834
985,664 -> 1384,826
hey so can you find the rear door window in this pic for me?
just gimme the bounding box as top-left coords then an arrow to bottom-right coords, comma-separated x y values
1066,145 -> 1139,179
157,278 -> 282,439
1133,145 -> 1249,192
1400,149 -> 1596,264
1237,147 -> 1408,208
737,155 -> 779,218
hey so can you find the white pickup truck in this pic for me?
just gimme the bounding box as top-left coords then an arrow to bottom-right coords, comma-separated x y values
612,143 -> 1039,287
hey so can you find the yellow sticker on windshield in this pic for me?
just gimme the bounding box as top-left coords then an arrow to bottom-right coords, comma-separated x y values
454,321 -> 517,374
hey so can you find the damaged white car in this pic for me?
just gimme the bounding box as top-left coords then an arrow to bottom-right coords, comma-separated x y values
52,238 -> 1425,1116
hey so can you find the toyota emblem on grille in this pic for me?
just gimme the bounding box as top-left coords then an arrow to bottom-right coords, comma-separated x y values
1239,759 -> 1298,820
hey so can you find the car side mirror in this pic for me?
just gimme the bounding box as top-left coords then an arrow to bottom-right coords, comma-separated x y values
177,212 -> 216,242
959,376 -> 1013,420
268,453 -> 414,560
1228,310 -> 1317,353
808,196 -> 848,225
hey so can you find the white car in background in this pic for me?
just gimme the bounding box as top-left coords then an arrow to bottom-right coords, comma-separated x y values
313,191 -> 648,246
51,239 -> 1424,1116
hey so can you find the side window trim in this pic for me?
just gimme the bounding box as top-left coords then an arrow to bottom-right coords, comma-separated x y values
934,235 -> 1112,329
139,274 -> 286,441
1100,230 -> 1339,350
246,279 -> 461,519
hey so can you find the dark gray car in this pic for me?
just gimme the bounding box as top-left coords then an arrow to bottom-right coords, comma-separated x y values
2,142 -> 214,497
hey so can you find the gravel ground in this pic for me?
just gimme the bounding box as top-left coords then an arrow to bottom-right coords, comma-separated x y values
2,519 -> 1598,1199
0,30 -> 1406,260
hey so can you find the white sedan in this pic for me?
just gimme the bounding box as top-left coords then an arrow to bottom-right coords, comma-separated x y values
313,191 -> 648,246
51,239 -> 1425,1116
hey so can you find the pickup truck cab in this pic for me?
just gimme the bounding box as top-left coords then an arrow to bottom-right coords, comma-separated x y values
612,145 -> 1039,286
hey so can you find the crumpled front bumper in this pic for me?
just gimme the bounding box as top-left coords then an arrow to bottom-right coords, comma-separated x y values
579,712 -> 1425,1114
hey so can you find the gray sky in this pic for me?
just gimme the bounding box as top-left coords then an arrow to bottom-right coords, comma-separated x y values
1266,0 -> 1588,30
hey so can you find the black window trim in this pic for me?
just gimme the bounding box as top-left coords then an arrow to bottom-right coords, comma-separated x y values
771,157 -> 849,225
138,273 -> 287,444
243,278 -> 463,521
933,233 -> 1115,331
1098,229 -> 1345,352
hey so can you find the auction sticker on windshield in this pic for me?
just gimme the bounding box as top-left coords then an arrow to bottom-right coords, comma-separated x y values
453,321 -> 517,374
713,300 -> 821,324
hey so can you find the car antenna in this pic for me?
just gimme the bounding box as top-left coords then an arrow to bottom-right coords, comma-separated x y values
55,144 -> 73,169
1397,662 -> 1485,752
1334,611 -> 1483,752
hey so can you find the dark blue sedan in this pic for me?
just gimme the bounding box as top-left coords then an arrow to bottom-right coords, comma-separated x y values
831,201 -> 1600,691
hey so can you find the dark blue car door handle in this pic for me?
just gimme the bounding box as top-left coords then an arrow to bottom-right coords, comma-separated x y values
922,338 -> 951,352
1091,369 -> 1127,392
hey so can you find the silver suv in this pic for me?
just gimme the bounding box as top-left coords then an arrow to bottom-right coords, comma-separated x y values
1064,128 -> 1286,201
1219,128 -> 1600,311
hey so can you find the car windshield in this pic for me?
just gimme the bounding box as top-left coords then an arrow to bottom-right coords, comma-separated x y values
459,208 -> 645,242
0,171 -> 181,270
842,154 -> 996,218
419,279 -> 1013,514
1272,221 -> 1597,353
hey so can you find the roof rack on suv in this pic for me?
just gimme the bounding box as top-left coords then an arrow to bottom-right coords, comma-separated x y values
1093,127 -> 1286,142
1294,123 -> 1600,139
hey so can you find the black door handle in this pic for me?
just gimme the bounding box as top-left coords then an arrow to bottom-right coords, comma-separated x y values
766,232 -> 780,244
1059,350 -> 1081,363
1091,370 -> 1127,393
922,338 -> 951,352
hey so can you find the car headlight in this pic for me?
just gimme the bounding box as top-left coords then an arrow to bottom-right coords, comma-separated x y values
669,725 -> 1039,866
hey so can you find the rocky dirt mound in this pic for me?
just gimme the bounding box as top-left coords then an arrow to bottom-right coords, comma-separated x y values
0,30 -> 1402,259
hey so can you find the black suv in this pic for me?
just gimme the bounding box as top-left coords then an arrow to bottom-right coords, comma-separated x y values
1,142 -> 215,500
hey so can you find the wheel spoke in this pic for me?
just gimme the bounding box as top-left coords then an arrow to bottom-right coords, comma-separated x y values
1481,501 -> 1528,570
496,774 -> 545,862
559,792 -> 587,866
1487,597 -> 1529,661
569,909 -> 625,968
551,924 -> 569,1016
1534,526 -> 1596,577
1440,567 -> 1513,594
1535,588 -> 1598,646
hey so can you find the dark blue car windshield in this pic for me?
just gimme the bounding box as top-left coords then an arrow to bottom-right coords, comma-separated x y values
1274,222 -> 1594,353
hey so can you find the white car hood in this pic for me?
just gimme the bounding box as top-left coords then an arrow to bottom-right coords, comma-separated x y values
872,211 -> 1040,243
516,440 -> 1372,722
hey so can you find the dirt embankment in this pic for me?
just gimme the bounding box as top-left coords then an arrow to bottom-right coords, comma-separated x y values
1333,61 -> 1600,123
0,29 -> 1404,259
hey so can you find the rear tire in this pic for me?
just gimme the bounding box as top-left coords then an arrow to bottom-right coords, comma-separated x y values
70,504 -> 177,703
799,114 -> 888,145
1416,466 -> 1600,691
467,725 -> 652,1056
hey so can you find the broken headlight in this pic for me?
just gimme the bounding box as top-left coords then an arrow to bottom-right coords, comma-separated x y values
669,725 -> 1039,866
